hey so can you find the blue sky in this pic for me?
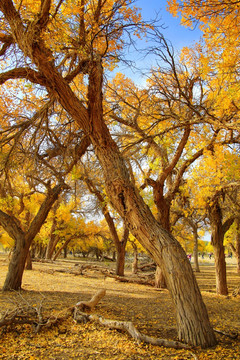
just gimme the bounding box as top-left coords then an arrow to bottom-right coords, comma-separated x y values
112,1 -> 202,82
136,0 -> 202,49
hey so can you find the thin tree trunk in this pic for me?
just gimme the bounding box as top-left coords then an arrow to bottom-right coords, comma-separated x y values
208,198 -> 234,296
46,202 -> 59,259
53,237 -> 72,261
235,218 -> 240,273
25,250 -> 32,270
132,248 -> 138,274
116,226 -> 129,276
213,241 -> 228,295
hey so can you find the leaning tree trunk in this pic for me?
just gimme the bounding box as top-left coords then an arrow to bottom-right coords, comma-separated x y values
154,190 -> 170,288
84,60 -> 217,347
1,13 -> 217,344
3,228 -> 29,290
30,55 -> 217,346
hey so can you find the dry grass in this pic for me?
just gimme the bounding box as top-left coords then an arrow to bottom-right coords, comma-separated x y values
0,254 -> 239,360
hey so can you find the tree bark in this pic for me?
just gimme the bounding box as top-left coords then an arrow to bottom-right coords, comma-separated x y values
235,218 -> 240,273
208,198 -> 234,295
213,241 -> 227,295
45,202 -> 59,259
115,226 -> 129,276
155,265 -> 167,288
25,250 -> 32,270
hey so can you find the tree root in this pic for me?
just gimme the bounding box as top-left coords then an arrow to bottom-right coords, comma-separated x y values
214,328 -> 238,339
74,312 -> 190,349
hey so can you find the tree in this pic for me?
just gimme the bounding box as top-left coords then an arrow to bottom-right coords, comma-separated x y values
0,0 -> 217,347
186,145 -> 240,294
168,0 -> 240,133
0,182 -> 64,290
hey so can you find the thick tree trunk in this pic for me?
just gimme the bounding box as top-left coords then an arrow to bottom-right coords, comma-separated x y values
3,234 -> 29,290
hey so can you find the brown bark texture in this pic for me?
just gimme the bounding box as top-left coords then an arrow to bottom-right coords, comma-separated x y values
208,198 -> 234,295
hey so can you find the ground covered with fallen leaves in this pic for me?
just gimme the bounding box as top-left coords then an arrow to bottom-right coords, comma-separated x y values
0,254 -> 239,360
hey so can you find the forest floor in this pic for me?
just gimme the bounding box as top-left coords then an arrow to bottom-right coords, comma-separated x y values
0,253 -> 239,360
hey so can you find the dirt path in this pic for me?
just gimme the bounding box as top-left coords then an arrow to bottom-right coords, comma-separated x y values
0,254 -> 239,359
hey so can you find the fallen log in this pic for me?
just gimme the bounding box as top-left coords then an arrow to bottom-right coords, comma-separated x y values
75,289 -> 106,312
73,312 -> 189,350
214,328 -> 238,339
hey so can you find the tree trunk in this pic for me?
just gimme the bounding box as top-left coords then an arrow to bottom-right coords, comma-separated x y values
46,202 -> 59,259
132,249 -> 138,274
116,226 -> 129,276
1,184 -> 63,290
236,219 -> 240,274
211,227 -> 228,295
3,233 -> 29,290
213,241 -> 228,295
155,265 -> 167,288
0,12 -> 216,344
191,222 -> 200,273
116,243 -> 126,276
84,60 -> 217,347
84,177 -> 128,276
25,250 -> 32,270
208,198 -> 234,296
53,237 -> 73,261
